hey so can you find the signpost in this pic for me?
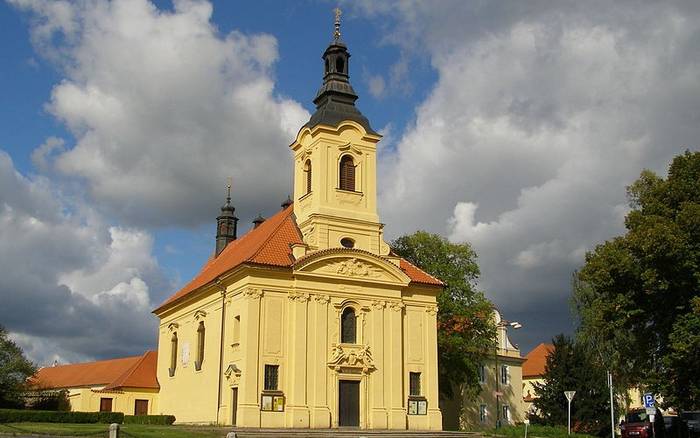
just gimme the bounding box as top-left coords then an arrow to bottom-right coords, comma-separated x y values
565,391 -> 576,436
644,393 -> 656,438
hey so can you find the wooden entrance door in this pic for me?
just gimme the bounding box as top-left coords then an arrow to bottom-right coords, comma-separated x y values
231,388 -> 238,426
134,399 -> 148,416
338,380 -> 360,427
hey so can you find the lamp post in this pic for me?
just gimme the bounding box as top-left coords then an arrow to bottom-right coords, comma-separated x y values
495,319 -> 522,429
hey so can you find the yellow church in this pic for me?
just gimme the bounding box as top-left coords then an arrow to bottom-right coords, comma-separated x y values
149,16 -> 443,430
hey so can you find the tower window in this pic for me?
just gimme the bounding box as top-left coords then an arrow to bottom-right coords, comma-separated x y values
325,58 -> 329,74
169,332 -> 178,377
336,56 -> 345,74
340,237 -> 354,249
195,321 -> 205,371
304,160 -> 312,195
339,155 -> 355,191
341,307 -> 356,344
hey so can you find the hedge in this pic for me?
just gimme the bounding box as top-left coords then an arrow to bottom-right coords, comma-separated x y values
123,415 -> 176,425
0,409 -> 124,424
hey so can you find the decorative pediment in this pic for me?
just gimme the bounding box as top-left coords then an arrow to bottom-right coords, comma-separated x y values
328,344 -> 375,373
193,310 -> 207,321
338,142 -> 363,156
224,363 -> 242,386
293,249 -> 411,285
167,322 -> 179,332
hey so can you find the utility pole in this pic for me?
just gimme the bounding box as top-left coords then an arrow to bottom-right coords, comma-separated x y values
608,371 -> 615,438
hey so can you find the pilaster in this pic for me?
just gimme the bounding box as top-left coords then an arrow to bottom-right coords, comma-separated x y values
369,300 -> 388,428
237,288 -> 263,427
387,300 -> 406,428
286,292 -> 311,427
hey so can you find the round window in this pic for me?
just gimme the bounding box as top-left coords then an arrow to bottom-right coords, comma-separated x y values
340,238 -> 355,249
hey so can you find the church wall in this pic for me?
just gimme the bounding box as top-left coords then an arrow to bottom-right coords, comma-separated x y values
156,283 -> 232,424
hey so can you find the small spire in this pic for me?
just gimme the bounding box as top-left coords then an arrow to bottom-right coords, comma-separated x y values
253,213 -> 266,229
333,7 -> 341,41
281,195 -> 293,209
226,177 -> 232,204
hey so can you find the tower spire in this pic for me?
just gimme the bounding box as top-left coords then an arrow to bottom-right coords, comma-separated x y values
333,7 -> 341,41
215,179 -> 238,257
302,8 -> 376,135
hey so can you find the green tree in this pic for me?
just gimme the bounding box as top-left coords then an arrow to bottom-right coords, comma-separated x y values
661,297 -> 700,409
391,231 -> 495,398
573,150 -> 700,409
532,335 -> 615,436
0,324 -> 36,408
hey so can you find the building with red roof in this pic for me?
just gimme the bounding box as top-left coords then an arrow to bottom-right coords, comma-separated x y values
522,343 -> 555,412
30,351 -> 158,415
151,14 -> 444,430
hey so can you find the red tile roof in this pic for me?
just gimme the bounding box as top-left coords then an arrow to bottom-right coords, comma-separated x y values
31,351 -> 159,390
522,343 -> 554,378
154,204 -> 443,313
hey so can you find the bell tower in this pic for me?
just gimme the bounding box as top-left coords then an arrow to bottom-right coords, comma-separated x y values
290,9 -> 389,256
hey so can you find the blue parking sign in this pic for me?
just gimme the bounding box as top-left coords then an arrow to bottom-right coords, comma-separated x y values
643,393 -> 655,408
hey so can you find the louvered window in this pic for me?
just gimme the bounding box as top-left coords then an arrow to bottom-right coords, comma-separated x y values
339,155 -> 355,191
304,160 -> 312,194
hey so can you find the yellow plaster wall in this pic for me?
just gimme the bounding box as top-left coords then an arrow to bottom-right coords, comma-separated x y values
65,387 -> 159,415
155,258 -> 443,430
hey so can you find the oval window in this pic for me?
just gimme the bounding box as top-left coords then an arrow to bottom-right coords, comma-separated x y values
340,238 -> 355,249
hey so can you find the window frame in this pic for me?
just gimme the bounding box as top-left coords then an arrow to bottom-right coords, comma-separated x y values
340,307 -> 357,344
501,364 -> 509,385
409,372 -> 421,397
478,364 -> 486,384
480,404 -> 488,423
338,155 -> 356,192
99,397 -> 113,413
195,321 -> 205,371
264,364 -> 279,391
304,159 -> 312,195
169,332 -> 178,377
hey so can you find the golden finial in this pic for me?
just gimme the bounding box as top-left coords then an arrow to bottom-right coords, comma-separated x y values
226,177 -> 232,201
334,7 -> 341,41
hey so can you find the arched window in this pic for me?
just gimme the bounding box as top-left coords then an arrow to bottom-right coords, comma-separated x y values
195,321 -> 205,371
336,57 -> 345,74
325,58 -> 329,74
304,160 -> 312,195
169,332 -> 178,377
339,155 -> 355,191
341,307 -> 356,344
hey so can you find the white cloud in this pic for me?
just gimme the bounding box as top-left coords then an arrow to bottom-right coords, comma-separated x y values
0,150 -> 169,365
365,1 -> 700,347
10,0 -> 309,228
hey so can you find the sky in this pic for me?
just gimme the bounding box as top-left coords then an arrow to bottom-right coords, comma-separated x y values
1,0 -> 699,366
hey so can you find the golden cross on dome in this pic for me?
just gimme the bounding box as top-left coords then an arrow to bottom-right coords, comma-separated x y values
334,7 -> 341,41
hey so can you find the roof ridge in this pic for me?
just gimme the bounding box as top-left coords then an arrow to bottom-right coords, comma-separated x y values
247,206 -> 295,262
104,351 -> 149,390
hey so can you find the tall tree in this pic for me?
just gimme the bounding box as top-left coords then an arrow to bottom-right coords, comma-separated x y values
573,150 -> 700,409
392,231 -> 495,398
0,324 -> 36,408
532,335 -> 614,436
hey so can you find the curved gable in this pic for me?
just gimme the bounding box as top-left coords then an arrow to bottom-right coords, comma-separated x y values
294,248 -> 411,286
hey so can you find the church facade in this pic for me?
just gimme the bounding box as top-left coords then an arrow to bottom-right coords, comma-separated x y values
152,19 -> 443,430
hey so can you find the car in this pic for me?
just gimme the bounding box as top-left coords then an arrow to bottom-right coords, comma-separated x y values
681,412 -> 700,438
622,408 -> 666,438
664,415 -> 689,438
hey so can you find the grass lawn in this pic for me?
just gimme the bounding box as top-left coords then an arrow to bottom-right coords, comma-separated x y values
476,424 -> 599,438
0,423 -> 226,437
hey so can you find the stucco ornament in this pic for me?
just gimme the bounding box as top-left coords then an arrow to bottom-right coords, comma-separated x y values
242,288 -> 263,300
313,294 -> 331,304
371,300 -> 386,309
193,310 -> 207,321
331,258 -> 381,278
288,292 -> 311,302
389,300 -> 405,312
425,306 -> 438,316
328,344 -> 375,373
224,363 -> 242,386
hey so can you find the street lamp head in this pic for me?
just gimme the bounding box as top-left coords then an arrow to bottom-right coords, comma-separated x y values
509,322 -> 522,329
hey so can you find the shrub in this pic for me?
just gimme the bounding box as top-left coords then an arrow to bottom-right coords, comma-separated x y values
0,409 -> 124,424
123,414 -> 176,425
